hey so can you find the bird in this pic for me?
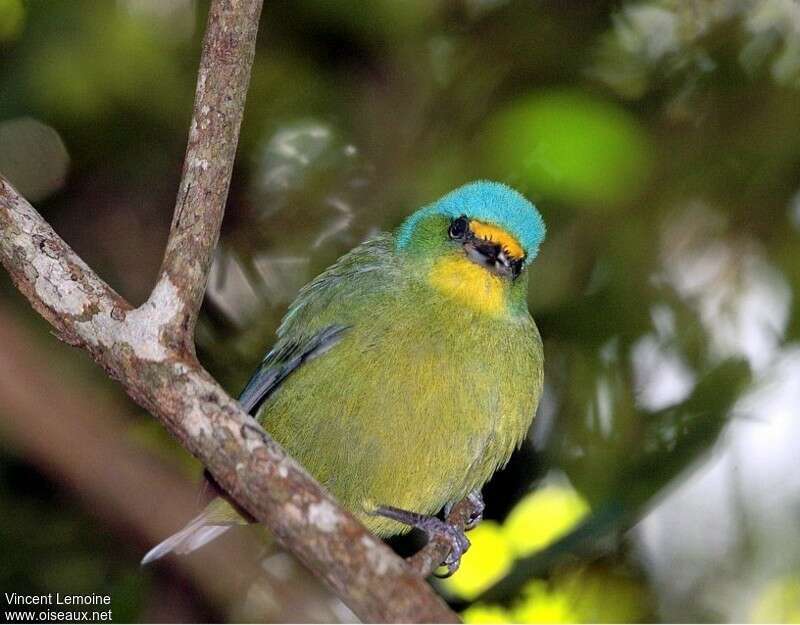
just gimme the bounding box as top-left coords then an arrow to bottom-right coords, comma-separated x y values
142,181 -> 546,573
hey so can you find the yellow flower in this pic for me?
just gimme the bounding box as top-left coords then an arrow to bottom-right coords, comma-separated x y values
513,580 -> 578,624
462,604 -> 514,624
503,485 -> 590,557
441,521 -> 514,600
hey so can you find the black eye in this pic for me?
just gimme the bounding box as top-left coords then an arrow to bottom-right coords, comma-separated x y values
448,216 -> 469,240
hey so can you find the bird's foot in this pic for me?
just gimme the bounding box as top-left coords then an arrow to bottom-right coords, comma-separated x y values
464,490 -> 485,530
373,505 -> 470,577
443,489 -> 485,531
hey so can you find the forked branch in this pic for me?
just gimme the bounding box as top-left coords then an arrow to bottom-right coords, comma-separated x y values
0,1 -> 458,622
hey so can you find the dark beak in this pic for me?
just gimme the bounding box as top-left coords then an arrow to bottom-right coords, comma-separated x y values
464,240 -> 522,279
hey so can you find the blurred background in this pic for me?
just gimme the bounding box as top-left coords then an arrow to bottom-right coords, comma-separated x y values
1,0 -> 799,622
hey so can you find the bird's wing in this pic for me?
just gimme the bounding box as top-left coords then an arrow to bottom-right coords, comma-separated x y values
277,232 -> 397,333
238,324 -> 350,414
239,232 -> 398,414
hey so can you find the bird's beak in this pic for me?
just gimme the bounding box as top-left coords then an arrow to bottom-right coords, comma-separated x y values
463,239 -> 522,279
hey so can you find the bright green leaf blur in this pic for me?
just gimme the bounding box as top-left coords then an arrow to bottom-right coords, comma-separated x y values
751,576 -> 800,624
483,90 -> 653,209
0,0 -> 24,42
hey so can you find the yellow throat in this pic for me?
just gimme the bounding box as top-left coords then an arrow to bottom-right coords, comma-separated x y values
428,221 -> 523,316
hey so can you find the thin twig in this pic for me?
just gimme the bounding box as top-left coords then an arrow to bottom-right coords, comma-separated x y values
152,1 -> 262,354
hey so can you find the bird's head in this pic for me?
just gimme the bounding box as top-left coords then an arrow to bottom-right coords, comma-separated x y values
395,181 -> 545,315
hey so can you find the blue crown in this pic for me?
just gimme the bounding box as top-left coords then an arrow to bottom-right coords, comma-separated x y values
396,181 -> 546,264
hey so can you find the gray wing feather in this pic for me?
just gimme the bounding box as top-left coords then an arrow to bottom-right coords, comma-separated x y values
238,324 -> 350,414
239,233 -> 395,415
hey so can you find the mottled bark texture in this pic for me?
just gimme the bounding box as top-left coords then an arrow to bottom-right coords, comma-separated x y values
0,1 -> 459,622
154,0 -> 263,357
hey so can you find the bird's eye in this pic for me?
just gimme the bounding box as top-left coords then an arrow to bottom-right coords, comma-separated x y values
448,216 -> 469,240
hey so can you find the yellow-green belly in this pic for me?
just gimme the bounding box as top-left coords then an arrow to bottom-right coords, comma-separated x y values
256,303 -> 543,537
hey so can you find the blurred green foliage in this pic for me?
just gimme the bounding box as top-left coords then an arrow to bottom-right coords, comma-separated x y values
483,90 -> 653,207
752,576 -> 800,623
463,565 -> 651,624
0,459 -> 147,622
2,0 -> 800,622
0,0 -> 24,43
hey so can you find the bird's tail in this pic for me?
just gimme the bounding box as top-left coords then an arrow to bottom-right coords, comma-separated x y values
141,498 -> 243,565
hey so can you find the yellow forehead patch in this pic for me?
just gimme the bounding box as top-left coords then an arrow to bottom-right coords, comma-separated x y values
469,220 -> 525,260
428,255 -> 506,316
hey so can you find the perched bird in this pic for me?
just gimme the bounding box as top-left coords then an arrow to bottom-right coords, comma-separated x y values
143,181 -> 546,572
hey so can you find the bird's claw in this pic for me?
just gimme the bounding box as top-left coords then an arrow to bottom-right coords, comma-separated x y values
464,490 -> 485,531
373,504 -> 471,576
434,522 -> 471,577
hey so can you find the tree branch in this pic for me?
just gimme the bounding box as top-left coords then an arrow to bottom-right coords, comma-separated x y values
0,1 -> 459,622
153,0 -> 262,354
0,304 -> 346,623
